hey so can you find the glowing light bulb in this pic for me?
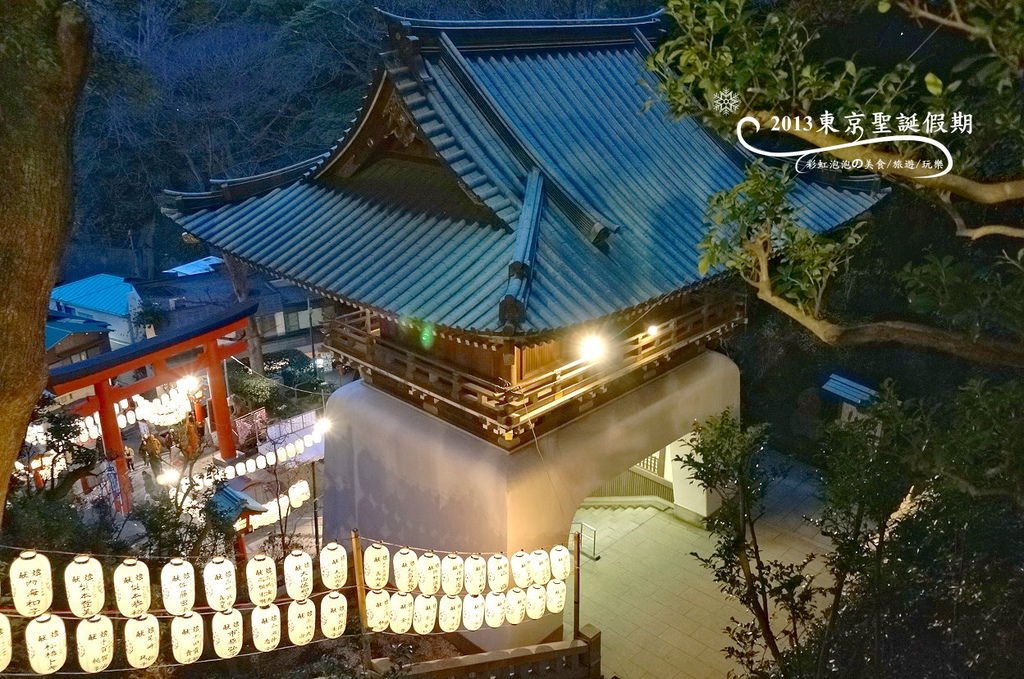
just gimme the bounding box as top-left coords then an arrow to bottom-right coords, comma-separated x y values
579,335 -> 607,363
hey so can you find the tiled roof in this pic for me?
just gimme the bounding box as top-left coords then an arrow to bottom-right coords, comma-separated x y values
165,11 -> 883,335
50,273 -> 136,318
45,315 -> 110,350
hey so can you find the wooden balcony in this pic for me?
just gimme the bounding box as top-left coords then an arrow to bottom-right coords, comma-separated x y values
324,293 -> 745,447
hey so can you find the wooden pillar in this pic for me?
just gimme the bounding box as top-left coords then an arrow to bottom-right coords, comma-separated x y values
205,341 -> 236,459
95,379 -> 132,514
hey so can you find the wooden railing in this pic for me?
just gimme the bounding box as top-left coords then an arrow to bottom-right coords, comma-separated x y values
325,294 -> 745,440
371,626 -> 602,679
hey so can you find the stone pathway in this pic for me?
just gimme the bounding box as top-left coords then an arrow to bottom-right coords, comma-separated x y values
568,459 -> 828,679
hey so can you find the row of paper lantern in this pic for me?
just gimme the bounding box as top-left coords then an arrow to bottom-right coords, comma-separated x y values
361,543 -> 572,595
245,481 -> 313,530
5,545 -> 345,620
0,592 -> 349,675
220,430 -> 324,481
365,580 -> 566,634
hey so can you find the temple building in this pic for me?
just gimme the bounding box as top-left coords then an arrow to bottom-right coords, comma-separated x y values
165,10 -> 879,646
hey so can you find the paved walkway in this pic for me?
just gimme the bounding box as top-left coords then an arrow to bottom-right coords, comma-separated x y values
568,459 -> 827,679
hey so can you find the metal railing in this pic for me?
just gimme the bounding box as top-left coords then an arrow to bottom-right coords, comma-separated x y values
570,522 -> 599,560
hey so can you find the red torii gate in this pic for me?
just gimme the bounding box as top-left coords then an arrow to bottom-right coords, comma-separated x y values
48,304 -> 257,514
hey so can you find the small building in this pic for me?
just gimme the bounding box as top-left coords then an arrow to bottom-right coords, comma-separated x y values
50,273 -> 143,348
133,263 -> 335,355
45,311 -> 111,369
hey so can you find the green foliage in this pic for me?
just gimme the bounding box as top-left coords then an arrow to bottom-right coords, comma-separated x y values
1,492 -> 125,555
703,161 -> 863,316
900,251 -> 1024,340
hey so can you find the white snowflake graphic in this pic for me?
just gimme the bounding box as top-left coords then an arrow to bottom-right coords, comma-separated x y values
712,89 -> 741,115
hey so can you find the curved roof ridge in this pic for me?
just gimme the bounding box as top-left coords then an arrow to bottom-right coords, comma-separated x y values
375,8 -> 665,31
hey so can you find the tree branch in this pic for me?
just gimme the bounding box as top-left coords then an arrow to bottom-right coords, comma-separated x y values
896,1 -> 991,39
936,194 -> 1024,240
749,111 -> 1024,205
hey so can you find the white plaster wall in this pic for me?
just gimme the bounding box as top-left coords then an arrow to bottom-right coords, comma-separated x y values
321,350 -> 740,647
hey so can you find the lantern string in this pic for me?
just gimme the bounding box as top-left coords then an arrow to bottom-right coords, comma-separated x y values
0,611 -> 567,675
358,536 -> 568,558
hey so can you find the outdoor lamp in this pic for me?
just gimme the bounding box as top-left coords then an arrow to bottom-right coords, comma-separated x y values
417,552 -> 441,595
211,608 -> 243,659
393,548 -> 418,593
160,558 -> 195,616
287,599 -> 316,646
246,555 -> 277,607
26,614 -> 66,675
550,544 -> 572,581
251,605 -> 281,652
365,589 -> 391,632
437,594 -> 461,633
363,543 -> 390,590
529,549 -> 551,585
320,542 -> 347,590
578,334 -> 607,363
321,592 -> 347,639
505,587 -> 527,625
64,555 -> 104,618
462,593 -> 485,631
487,553 -> 510,593
124,614 -> 159,669
75,615 -> 113,673
440,553 -> 464,596
284,549 -> 313,601
463,554 -> 486,596
10,550 -> 53,617
485,592 -> 506,628
646,324 -> 659,337
389,592 -> 415,634
171,612 -> 204,664
203,557 -> 236,612
412,594 -> 436,635
113,558 -> 150,617
526,584 -> 547,620
510,550 -> 532,589
546,579 -> 567,613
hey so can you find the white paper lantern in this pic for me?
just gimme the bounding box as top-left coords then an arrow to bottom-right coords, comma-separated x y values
365,589 -> 390,632
463,554 -> 486,596
362,543 -> 390,590
487,554 -> 510,593
284,549 -> 313,601
393,548 -> 418,593
251,604 -> 281,652
550,545 -> 572,581
126,410 -> 137,425
116,413 -> 128,429
462,593 -> 485,631
234,461 -> 246,477
526,584 -> 546,620
413,594 -> 437,635
245,459 -> 257,474
546,579 -> 567,614
529,550 -> 551,586
265,450 -> 277,466
0,613 -> 10,672
320,591 -> 347,639
510,550 -> 532,589
256,455 -> 267,469
276,446 -> 286,462
224,465 -> 236,480
26,614 -> 66,674
285,442 -> 296,458
203,557 -> 236,612
246,555 -> 277,607
441,554 -> 464,596
124,614 -> 159,669
171,612 -> 204,664
288,599 -> 316,646
417,552 -> 441,595
389,591 -> 414,634
320,542 -> 347,590
10,550 -> 53,617
65,555 -> 104,618
438,594 -> 462,633
212,608 -> 243,659
161,558 -> 195,616
505,587 -> 526,625
76,615 -> 113,673
485,592 -> 506,628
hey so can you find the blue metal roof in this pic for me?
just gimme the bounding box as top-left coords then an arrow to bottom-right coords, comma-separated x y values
165,12 -> 883,335
822,373 -> 879,407
45,315 -> 110,350
50,273 -> 136,318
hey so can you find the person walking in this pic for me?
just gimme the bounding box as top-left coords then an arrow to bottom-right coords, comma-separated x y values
124,445 -> 136,471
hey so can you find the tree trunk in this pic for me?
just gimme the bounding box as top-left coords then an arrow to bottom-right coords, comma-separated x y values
223,253 -> 265,374
0,1 -> 90,525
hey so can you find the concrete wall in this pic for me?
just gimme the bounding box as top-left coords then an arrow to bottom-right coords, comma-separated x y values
321,350 -> 740,646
